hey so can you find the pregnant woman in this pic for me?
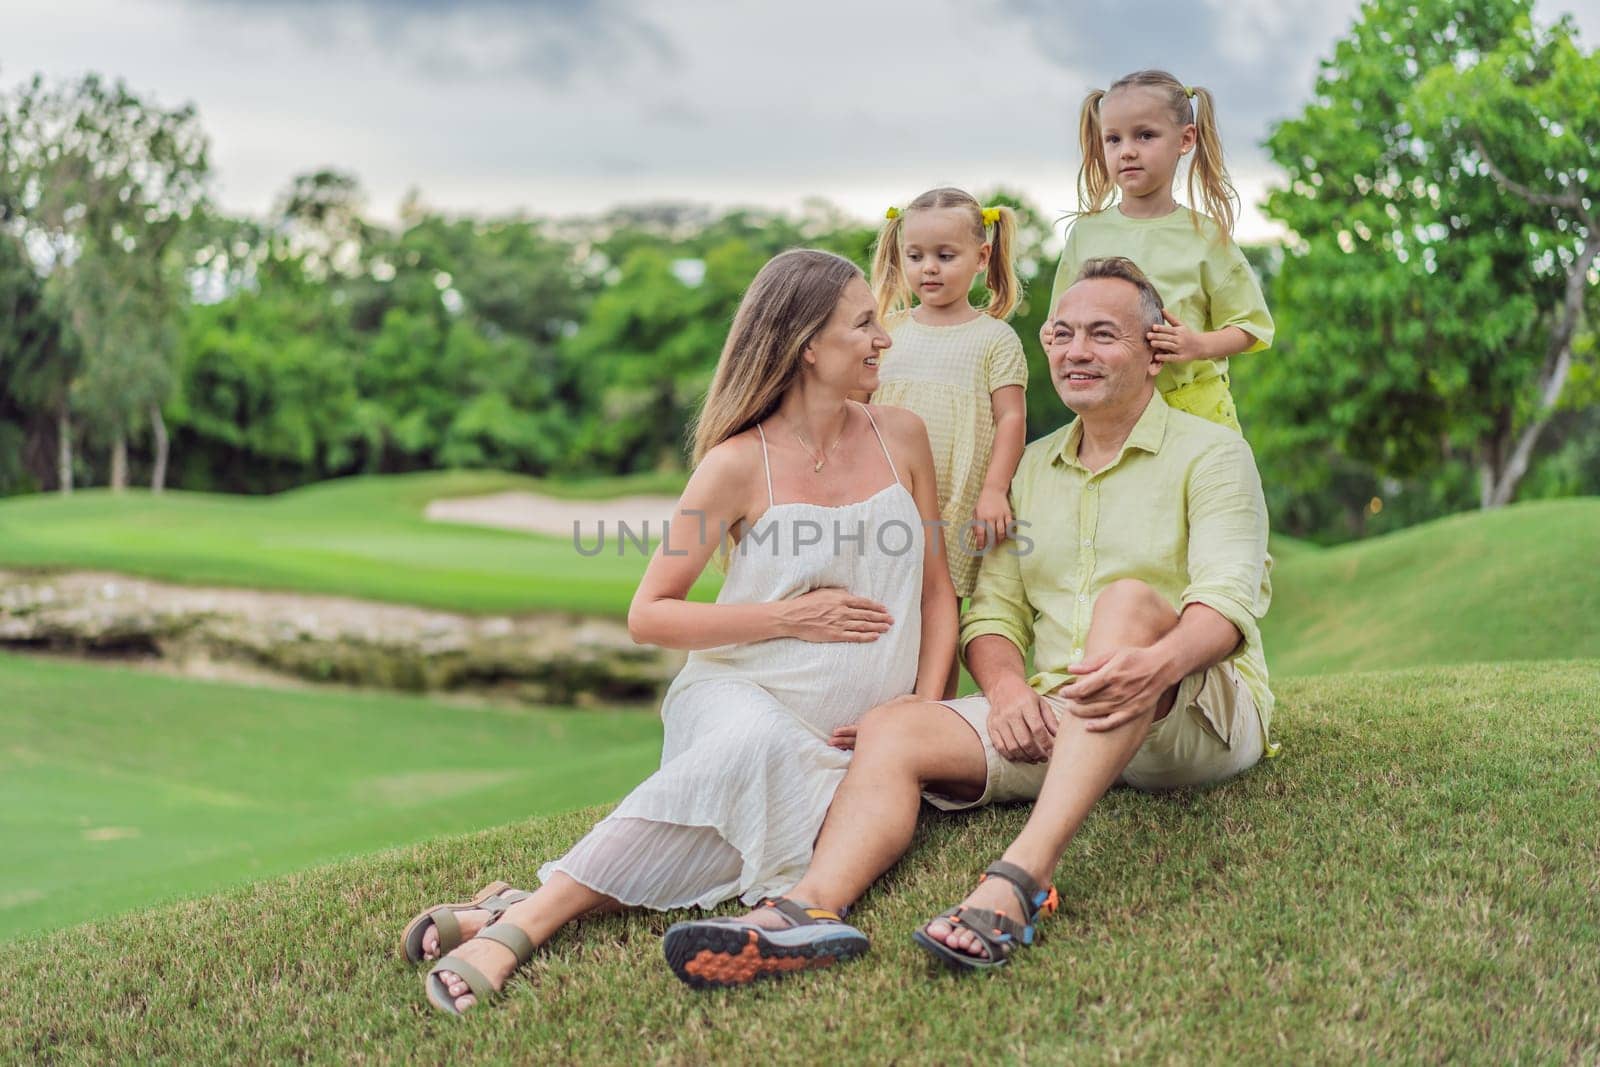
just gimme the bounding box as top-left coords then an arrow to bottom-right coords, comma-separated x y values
407,248 -> 958,1014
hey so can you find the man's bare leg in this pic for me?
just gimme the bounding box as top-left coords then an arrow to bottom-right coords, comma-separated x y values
924,579 -> 1180,956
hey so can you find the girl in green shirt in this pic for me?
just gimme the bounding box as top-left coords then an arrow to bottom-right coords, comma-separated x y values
1046,69 -> 1274,433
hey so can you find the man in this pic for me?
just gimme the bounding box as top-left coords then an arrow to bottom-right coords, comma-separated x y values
664,256 -> 1274,983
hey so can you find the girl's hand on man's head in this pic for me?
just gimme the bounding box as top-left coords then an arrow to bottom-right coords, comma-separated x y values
1147,309 -> 1207,363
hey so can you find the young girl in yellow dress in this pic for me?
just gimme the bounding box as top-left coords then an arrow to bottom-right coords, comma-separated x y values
1047,69 -> 1274,432
869,187 -> 1028,697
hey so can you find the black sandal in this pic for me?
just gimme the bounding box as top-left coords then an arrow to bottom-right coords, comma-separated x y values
911,860 -> 1059,972
663,896 -> 869,989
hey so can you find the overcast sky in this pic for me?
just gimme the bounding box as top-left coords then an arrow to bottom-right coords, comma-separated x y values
6,0 -> 1598,243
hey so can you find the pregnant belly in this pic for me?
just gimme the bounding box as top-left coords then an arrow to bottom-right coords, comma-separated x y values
696,625 -> 921,737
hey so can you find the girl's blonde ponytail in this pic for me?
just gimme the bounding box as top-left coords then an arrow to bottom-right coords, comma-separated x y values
1076,89 -> 1113,216
1185,85 -> 1239,238
982,205 -> 1020,319
869,212 -> 911,321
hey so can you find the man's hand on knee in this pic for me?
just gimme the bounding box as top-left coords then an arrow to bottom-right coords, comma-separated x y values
987,678 -> 1059,763
1057,646 -> 1181,732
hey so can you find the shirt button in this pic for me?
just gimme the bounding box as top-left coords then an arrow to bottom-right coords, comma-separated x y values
1073,648 -> 1083,659
1081,539 -> 1092,547
1086,483 -> 1097,492
1077,594 -> 1087,603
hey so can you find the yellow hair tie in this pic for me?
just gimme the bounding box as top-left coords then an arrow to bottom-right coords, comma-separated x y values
981,206 -> 1001,226
884,206 -> 900,220
1184,85 -> 1196,99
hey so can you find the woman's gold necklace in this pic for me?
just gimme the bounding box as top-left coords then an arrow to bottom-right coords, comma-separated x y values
787,411 -> 848,473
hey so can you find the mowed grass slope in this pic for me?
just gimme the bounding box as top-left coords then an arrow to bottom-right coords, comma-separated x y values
8,661 -> 1598,1064
1264,498 -> 1600,676
0,470 -> 703,617
0,652 -> 662,943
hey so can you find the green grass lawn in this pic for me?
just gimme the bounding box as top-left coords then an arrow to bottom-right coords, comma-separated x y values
0,470 -> 706,617
0,652 -> 663,944
7,660 -> 1596,1063
1263,498 -> 1600,676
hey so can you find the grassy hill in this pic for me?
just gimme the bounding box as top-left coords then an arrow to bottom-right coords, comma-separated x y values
0,470 -> 702,617
1264,498 -> 1600,676
7,661 -> 1596,1064
0,652 -> 663,943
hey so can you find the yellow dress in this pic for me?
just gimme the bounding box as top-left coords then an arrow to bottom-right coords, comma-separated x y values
872,312 -> 1028,597
1048,207 -> 1274,433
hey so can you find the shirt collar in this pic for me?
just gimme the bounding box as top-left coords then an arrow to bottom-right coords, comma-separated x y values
1053,389 -> 1171,472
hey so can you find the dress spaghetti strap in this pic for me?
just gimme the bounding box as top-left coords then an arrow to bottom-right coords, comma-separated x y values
754,423 -> 776,507
856,402 -> 901,486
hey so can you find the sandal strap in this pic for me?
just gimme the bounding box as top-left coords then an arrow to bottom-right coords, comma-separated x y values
948,907 -> 1025,962
430,954 -> 497,1006
761,896 -> 843,927
983,860 -> 1058,922
476,921 -> 535,964
429,906 -> 463,952
480,889 -> 532,915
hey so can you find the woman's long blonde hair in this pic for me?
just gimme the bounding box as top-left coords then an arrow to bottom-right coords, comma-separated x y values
689,248 -> 862,469
1076,70 -> 1238,238
869,187 -> 1021,322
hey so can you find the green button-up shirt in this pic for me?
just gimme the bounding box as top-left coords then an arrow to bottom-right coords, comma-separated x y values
960,390 -> 1276,742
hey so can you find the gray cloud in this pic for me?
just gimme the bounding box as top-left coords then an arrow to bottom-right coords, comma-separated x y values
17,0 -> 1595,242
182,0 -> 677,85
641,97 -> 703,129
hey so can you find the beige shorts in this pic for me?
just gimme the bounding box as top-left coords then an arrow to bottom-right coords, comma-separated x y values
925,661 -> 1264,809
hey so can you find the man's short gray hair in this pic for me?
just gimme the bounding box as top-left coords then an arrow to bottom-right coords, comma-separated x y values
1073,256 -> 1165,333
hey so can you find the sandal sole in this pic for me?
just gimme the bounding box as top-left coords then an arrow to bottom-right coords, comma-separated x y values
663,923 -> 868,989
911,928 -> 1008,972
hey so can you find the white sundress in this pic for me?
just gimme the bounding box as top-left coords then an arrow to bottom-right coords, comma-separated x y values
540,404 -> 925,908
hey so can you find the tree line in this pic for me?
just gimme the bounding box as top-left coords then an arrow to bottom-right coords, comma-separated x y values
1,0 -> 1594,541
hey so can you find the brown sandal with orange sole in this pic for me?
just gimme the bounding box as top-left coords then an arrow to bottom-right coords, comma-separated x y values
663,896 -> 869,989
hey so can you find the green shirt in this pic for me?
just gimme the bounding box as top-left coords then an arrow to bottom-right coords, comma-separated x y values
959,390 -> 1276,743
1048,208 -> 1275,398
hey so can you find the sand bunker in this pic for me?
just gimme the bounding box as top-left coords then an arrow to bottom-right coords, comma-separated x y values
424,490 -> 680,539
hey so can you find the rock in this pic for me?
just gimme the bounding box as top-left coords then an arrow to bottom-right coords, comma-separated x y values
0,569 -> 684,707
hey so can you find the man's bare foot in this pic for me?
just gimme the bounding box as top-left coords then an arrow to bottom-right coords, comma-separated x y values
921,875 -> 1024,959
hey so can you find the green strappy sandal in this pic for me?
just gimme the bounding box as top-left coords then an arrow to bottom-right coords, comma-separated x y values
400,881 -> 532,963
911,860 -> 1059,972
425,918 -> 537,1016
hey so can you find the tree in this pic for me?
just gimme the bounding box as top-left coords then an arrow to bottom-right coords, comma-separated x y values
1412,14 -> 1600,505
0,230 -> 71,494
0,73 -> 209,492
1262,0 -> 1597,510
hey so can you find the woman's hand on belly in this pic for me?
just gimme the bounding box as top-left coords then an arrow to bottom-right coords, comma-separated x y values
778,587 -> 894,643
